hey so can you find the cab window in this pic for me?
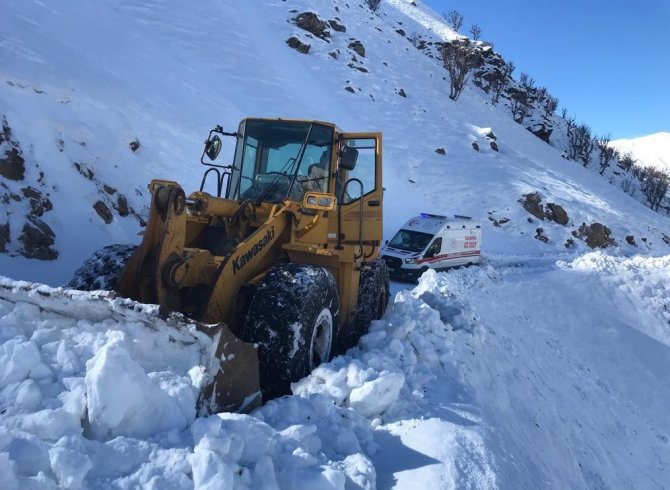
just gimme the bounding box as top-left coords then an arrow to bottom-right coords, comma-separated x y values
340,138 -> 376,204
425,237 -> 442,258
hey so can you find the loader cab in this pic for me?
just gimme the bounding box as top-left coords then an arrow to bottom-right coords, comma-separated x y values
226,119 -> 336,204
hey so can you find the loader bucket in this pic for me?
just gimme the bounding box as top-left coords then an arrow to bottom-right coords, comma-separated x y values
196,323 -> 262,414
0,278 -> 261,418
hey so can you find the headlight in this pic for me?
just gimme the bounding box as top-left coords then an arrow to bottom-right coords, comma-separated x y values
404,257 -> 417,264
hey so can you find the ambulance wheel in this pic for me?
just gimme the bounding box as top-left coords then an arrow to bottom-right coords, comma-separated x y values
68,244 -> 137,291
244,263 -> 339,400
341,259 -> 390,351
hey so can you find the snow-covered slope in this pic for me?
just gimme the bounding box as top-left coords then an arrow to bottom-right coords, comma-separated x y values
2,1 -> 670,489
611,132 -> 670,170
2,0 -> 670,284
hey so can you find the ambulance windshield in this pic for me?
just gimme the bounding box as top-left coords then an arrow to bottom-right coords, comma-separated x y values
388,230 -> 433,253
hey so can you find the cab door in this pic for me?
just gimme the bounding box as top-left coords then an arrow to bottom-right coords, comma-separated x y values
331,133 -> 383,250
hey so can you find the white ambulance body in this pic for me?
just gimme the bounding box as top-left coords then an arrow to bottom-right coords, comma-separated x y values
380,213 -> 482,281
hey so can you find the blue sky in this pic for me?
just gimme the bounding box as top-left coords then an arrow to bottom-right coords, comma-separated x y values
422,0 -> 670,140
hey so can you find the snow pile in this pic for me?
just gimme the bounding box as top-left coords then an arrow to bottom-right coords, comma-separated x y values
0,278 -> 210,488
564,252 -> 670,346
0,271 -> 494,488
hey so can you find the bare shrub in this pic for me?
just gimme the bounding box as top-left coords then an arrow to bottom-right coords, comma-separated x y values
443,10 -> 464,31
365,0 -> 382,12
441,39 -> 482,101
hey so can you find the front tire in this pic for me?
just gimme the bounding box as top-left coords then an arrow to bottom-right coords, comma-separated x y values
244,263 -> 339,400
340,259 -> 390,351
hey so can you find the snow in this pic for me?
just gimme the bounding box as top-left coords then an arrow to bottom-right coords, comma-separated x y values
611,132 -> 670,170
1,0 -> 670,488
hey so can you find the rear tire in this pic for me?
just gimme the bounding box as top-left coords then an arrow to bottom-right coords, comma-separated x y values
340,259 -> 390,351
244,263 -> 339,400
68,244 -> 137,291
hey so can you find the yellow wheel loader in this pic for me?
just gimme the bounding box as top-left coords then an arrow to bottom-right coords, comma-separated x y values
69,118 -> 389,414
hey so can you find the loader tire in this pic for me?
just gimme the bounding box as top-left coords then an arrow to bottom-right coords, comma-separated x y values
340,259 -> 390,352
244,263 -> 339,400
68,244 -> 137,291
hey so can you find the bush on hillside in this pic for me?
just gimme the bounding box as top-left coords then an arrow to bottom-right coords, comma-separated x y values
441,39 -> 482,101
365,0 -> 382,12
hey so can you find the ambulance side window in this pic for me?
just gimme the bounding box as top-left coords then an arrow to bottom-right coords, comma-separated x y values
425,237 -> 442,258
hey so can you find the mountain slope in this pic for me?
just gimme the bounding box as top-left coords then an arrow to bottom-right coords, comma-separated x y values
2,0 -> 670,284
611,132 -> 670,170
1,1 -> 670,489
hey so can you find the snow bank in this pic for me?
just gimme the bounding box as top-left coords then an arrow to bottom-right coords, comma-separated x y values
0,269 -> 490,488
561,252 -> 670,346
0,278 -> 210,488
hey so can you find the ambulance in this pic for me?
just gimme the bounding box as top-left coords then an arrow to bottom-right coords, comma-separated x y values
380,213 -> 482,282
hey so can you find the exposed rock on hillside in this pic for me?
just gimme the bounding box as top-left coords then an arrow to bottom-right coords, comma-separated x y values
573,223 -> 615,249
293,12 -> 331,40
520,192 -> 545,220
20,216 -> 58,260
545,203 -> 569,225
287,36 -> 310,54
0,148 -> 25,181
348,40 -> 365,57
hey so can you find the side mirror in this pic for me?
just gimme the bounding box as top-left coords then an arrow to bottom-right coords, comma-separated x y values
204,135 -> 222,161
339,146 -> 358,171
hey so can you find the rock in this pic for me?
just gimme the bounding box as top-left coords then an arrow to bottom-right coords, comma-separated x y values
625,235 -> 636,246
74,162 -> 94,180
129,139 -> 140,152
488,216 -> 509,227
545,203 -> 569,225
396,28 -> 406,36
484,131 -> 497,141
294,12 -> 331,40
435,148 -> 446,155
93,201 -> 114,224
574,222 -> 615,249
663,233 -> 670,246
0,148 -> 25,181
520,192 -> 544,220
348,40 -> 366,57
348,63 -> 368,73
472,142 -> 480,152
21,187 -> 41,199
0,222 -> 9,252
328,51 -> 338,59
286,36 -> 310,54
19,216 -> 58,260
535,227 -> 549,243
328,19 -> 346,32
397,88 -> 406,97
526,123 -> 553,143
489,141 -> 499,152
115,194 -> 130,217
344,86 -> 355,93
103,184 -> 116,195
564,238 -> 575,249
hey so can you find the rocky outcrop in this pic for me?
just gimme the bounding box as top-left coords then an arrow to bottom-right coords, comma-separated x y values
573,223 -> 615,249
0,148 -> 25,181
94,200 -> 114,224
0,223 -> 9,252
520,192 -> 569,225
19,216 -> 58,260
287,36 -> 310,54
520,192 -> 544,220
328,19 -> 346,33
294,12 -> 331,40
527,123 -> 553,143
348,40 -> 365,57
545,203 -> 568,225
